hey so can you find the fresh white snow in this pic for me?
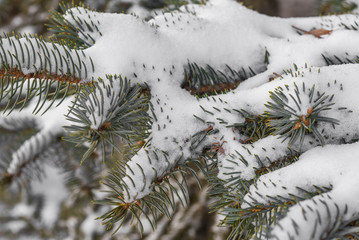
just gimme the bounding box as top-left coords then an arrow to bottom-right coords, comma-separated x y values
2,0 -> 359,238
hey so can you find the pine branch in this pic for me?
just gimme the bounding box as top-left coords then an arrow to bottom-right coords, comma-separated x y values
265,81 -> 339,148
64,75 -> 151,164
229,110 -> 273,143
47,3 -> 103,49
95,158 -> 207,234
3,0 -> 359,238
322,53 -> 359,66
0,33 -> 94,114
182,61 -> 264,96
1,130 -> 61,185
269,193 -> 359,240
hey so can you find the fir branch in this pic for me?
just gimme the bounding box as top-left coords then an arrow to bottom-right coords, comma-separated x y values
1,130 -> 62,185
223,184 -> 333,239
47,3 -> 102,49
265,82 -> 339,148
0,34 -> 94,114
182,62 -> 263,96
322,53 -> 359,66
64,75 -> 151,163
229,109 -> 273,144
95,158 -> 206,235
268,193 -> 359,240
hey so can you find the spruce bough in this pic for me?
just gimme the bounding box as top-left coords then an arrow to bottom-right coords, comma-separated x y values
1,0 -> 359,239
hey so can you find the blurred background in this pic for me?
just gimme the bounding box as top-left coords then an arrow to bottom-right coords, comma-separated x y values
0,0 -> 357,240
0,0 -> 358,35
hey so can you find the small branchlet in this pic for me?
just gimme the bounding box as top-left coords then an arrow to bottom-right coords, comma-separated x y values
230,109 -> 273,144
182,62 -> 261,96
47,2 -> 102,49
64,75 -> 151,163
265,82 -> 339,147
95,157 -> 208,235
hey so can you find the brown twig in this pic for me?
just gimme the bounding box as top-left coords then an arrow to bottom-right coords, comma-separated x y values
0,68 -> 83,83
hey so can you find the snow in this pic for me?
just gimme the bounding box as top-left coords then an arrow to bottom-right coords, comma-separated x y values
31,165 -> 69,228
80,207 -> 106,240
3,0 -> 359,238
0,35 -> 94,82
78,1 -> 359,237
127,4 -> 151,19
217,135 -> 291,181
1,97 -> 72,175
242,142 -> 359,239
4,220 -> 27,233
11,203 -> 35,218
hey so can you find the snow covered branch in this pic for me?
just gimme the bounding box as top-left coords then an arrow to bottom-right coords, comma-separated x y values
2,0 -> 359,238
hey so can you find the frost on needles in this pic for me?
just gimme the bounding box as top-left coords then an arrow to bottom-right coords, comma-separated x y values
1,0 -> 359,239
